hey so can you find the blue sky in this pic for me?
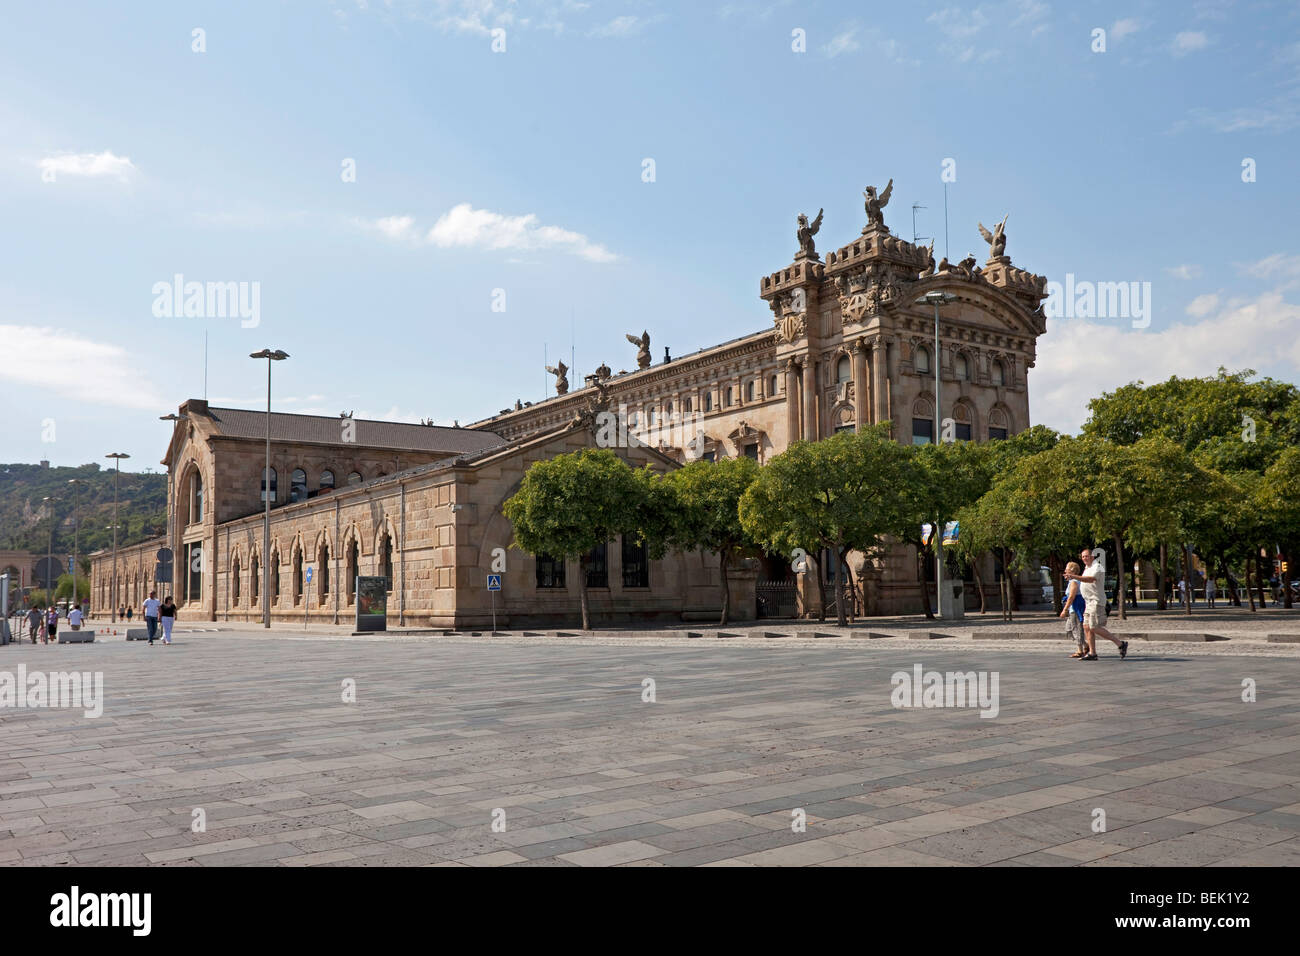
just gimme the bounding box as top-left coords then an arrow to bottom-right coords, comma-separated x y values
2,0 -> 1298,474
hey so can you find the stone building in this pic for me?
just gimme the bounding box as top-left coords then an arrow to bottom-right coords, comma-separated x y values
90,185 -> 1050,625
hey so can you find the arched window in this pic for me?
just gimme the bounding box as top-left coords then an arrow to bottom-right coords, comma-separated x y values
269,550 -> 281,602
989,408 -> 1010,441
379,533 -> 393,592
345,538 -> 359,605
770,374 -> 778,396
836,355 -> 851,383
292,549 -> 303,606
724,386 -> 733,407
665,401 -> 673,415
745,380 -> 755,402
290,468 -> 307,503
232,557 -> 241,606
914,346 -> 931,374
992,360 -> 1005,386
347,471 -> 363,485
911,398 -> 934,446
317,540 -> 330,603
250,553 -> 260,604
703,392 -> 713,412
956,353 -> 970,380
190,471 -> 204,523
952,403 -> 973,442
262,467 -> 277,504
319,470 -> 335,493
683,396 -> 693,413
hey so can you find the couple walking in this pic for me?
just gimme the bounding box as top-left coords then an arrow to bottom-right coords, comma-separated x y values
1059,547 -> 1128,661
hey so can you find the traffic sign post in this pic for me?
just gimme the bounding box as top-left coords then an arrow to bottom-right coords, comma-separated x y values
305,566 -> 313,629
487,574 -> 502,632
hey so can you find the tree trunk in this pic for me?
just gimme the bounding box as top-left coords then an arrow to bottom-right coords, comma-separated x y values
1002,548 -> 1014,622
1245,557 -> 1256,612
835,546 -> 848,628
918,545 -> 935,620
1184,544 -> 1194,615
971,555 -> 987,614
1157,542 -> 1167,610
1255,553 -> 1269,608
1113,532 -> 1128,620
578,572 -> 591,630
718,549 -> 730,626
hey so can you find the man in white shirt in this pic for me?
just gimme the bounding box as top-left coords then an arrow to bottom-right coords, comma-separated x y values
1064,547 -> 1128,660
142,590 -> 162,645
68,605 -> 83,630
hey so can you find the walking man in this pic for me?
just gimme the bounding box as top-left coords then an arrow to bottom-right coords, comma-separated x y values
1206,576 -> 1217,608
142,590 -> 161,645
1065,547 -> 1128,660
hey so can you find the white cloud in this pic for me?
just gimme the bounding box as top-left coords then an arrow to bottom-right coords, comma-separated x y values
587,15 -> 650,38
1166,264 -> 1201,279
0,325 -> 166,409
356,204 -> 616,262
1186,293 -> 1219,316
1172,30 -> 1209,55
1112,18 -> 1140,41
1238,252 -> 1300,285
38,150 -> 136,182
1033,291 -> 1300,433
824,29 -> 860,58
927,6 -> 989,41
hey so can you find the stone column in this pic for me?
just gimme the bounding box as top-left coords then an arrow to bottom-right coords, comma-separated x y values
871,340 -> 887,426
784,359 -> 801,443
888,336 -> 902,434
802,357 -> 818,442
852,339 -> 868,432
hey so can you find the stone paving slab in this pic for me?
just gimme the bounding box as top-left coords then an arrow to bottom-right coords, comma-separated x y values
2,629 -> 1299,866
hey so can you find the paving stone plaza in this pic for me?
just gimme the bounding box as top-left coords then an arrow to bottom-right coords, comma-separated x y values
3,611 -> 1299,867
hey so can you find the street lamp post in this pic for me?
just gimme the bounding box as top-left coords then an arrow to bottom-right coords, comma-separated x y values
159,414 -> 188,602
68,479 -> 85,612
41,496 -> 58,602
106,453 -> 130,622
916,290 -> 958,618
250,349 -> 289,628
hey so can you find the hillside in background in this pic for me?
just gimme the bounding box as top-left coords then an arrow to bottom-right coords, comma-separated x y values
0,462 -> 167,561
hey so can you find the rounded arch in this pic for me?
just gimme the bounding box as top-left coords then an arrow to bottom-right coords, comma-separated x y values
834,352 -> 852,384
176,458 -> 204,527
911,396 -> 934,419
988,404 -> 1013,436
954,350 -> 972,381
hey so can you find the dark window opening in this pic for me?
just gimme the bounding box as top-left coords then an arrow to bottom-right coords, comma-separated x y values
536,554 -> 566,589
912,418 -> 933,445
584,542 -> 608,589
621,536 -> 648,588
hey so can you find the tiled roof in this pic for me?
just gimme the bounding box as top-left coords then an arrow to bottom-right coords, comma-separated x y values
202,406 -> 506,454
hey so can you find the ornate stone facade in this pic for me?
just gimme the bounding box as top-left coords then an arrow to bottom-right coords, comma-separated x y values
90,186 -> 1051,622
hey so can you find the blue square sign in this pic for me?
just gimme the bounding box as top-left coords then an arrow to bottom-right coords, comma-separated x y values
306,566 -> 313,583
486,574 -> 502,591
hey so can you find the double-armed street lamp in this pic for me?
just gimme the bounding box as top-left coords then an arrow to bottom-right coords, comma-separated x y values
915,290 -> 958,618
67,478 -> 85,610
106,452 -> 130,622
250,349 -> 289,628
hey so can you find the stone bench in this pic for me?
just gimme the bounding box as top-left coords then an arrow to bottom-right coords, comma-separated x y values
1267,633 -> 1300,643
1128,632 -> 1230,642
126,627 -> 151,641
58,629 -> 94,643
972,631 -> 1063,640
794,630 -> 838,639
908,631 -> 958,640
850,631 -> 896,639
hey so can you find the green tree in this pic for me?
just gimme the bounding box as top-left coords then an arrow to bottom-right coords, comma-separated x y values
502,449 -> 649,630
739,427 -> 908,627
662,456 -> 760,625
54,573 -> 90,603
892,439 -> 993,619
